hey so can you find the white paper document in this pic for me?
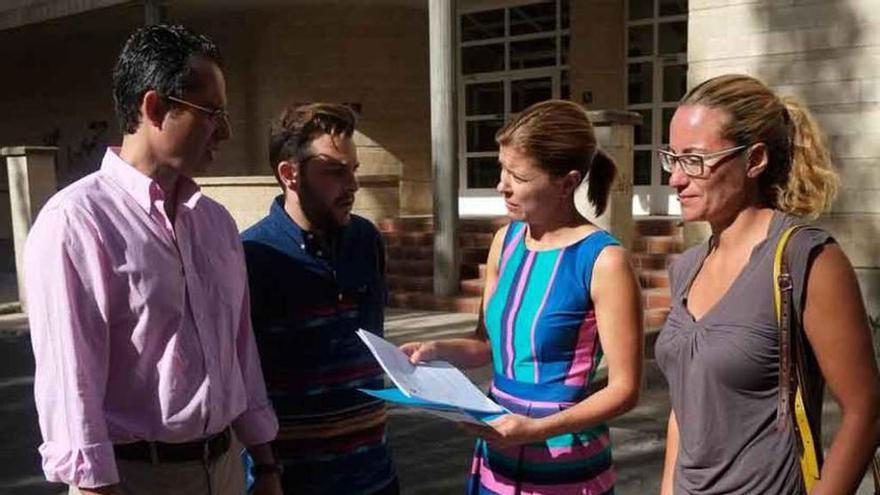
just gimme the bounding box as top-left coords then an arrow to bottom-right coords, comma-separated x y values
356,329 -> 505,414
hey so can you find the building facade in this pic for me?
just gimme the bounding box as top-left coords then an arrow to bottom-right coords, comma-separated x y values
0,0 -> 877,313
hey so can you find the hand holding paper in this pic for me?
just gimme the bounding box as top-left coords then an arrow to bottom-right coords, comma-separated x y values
356,329 -> 507,423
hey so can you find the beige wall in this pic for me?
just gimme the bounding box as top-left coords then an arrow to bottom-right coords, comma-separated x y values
0,5 -> 143,242
197,174 -> 400,231
689,0 -> 880,314
0,2 -> 431,237
0,6 -> 140,186
178,4 -> 431,215
570,0 -> 625,111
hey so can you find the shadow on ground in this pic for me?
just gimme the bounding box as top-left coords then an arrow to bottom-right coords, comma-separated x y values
0,308 -> 872,494
0,333 -> 64,495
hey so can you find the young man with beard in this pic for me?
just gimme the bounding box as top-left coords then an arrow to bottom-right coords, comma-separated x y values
241,103 -> 398,494
25,25 -> 281,495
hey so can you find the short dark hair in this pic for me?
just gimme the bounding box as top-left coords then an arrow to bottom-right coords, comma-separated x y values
112,24 -> 222,134
268,103 -> 357,181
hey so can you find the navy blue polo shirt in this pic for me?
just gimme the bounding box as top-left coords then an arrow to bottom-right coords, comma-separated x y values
241,196 -> 394,495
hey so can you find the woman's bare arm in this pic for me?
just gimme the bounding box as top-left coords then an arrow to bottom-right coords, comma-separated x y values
801,243 -> 880,495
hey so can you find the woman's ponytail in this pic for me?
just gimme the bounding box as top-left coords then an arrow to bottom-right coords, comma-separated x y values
587,149 -> 617,217
778,96 -> 839,218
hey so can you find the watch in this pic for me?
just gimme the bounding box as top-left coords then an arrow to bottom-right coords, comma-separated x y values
251,462 -> 284,476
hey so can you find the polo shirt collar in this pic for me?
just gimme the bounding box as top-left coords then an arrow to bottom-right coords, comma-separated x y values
268,196 -> 344,261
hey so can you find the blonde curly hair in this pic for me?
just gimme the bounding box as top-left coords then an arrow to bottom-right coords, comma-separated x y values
682,74 -> 838,218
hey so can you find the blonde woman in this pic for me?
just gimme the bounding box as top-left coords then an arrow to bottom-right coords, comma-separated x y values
656,74 -> 880,494
402,100 -> 643,494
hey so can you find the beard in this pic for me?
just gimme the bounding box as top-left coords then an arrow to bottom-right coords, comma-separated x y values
298,177 -> 351,231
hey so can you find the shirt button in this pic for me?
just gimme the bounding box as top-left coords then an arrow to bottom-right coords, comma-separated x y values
317,250 -> 323,256
338,293 -> 343,301
300,244 -> 306,250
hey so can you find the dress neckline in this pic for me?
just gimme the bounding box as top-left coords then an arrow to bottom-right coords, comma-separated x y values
680,210 -> 782,324
520,223 -> 605,253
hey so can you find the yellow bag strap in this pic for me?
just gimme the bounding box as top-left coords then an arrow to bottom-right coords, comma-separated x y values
773,225 -> 821,492
871,451 -> 880,495
873,452 -> 880,494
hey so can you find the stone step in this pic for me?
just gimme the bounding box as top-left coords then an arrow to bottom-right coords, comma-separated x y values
383,233 -> 494,254
387,274 -> 434,292
644,307 -> 670,330
462,247 -> 489,264
379,216 -> 508,235
460,264 -> 481,280
460,232 -> 495,248
387,259 -> 481,279
460,278 -> 484,297
447,297 -> 483,314
632,253 -> 679,271
387,259 -> 433,277
384,231 -> 496,250
633,235 -> 685,255
377,215 -> 433,233
638,269 -> 670,289
634,217 -> 682,236
388,273 -> 489,295
387,247 -> 487,267
383,231 -> 433,248
460,217 -> 510,234
386,245 -> 433,260
643,288 -> 672,310
387,290 -> 482,314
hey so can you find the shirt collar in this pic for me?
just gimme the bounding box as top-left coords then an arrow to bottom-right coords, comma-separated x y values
100,147 -> 203,213
269,195 -> 307,248
268,196 -> 340,261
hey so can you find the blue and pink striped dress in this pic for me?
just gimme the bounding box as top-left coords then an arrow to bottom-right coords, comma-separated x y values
468,221 -> 618,495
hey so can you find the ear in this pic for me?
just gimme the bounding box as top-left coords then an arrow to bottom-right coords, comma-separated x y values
559,170 -> 583,197
141,90 -> 167,129
745,142 -> 769,179
277,160 -> 300,191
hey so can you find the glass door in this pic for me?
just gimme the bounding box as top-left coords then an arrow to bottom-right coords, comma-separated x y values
458,0 -> 570,206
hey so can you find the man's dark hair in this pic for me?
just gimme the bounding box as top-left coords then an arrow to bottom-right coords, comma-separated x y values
112,24 -> 222,134
268,103 -> 357,181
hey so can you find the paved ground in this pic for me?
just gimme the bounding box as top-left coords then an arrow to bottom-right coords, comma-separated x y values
0,301 -> 874,494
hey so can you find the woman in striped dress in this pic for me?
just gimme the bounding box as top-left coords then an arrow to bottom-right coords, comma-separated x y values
401,100 -> 643,494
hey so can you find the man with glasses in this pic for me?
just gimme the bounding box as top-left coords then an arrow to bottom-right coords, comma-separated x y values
242,103 -> 399,494
25,25 -> 280,495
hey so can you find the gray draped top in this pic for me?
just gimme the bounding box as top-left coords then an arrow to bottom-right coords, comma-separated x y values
655,211 -> 832,494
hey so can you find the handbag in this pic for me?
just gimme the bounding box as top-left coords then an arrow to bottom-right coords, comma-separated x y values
774,225 -> 880,494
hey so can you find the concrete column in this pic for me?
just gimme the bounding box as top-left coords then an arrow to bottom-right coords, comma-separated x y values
429,0 -> 460,297
144,0 -> 164,25
578,110 -> 641,250
0,147 -> 58,311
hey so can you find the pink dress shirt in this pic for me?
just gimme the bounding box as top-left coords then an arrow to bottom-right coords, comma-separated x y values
25,148 -> 278,489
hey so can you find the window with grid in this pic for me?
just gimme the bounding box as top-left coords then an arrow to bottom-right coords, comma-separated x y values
626,0 -> 688,190
459,0 -> 571,190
